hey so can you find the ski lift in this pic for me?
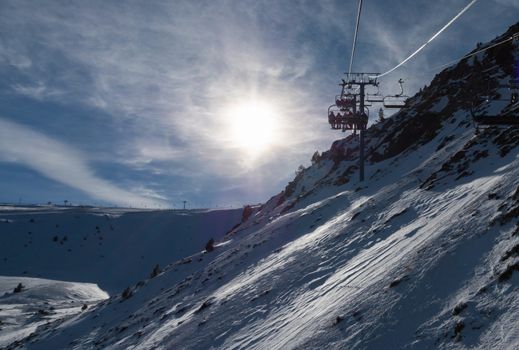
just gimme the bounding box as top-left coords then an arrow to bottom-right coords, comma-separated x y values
326,73 -> 379,183
328,105 -> 368,132
335,94 -> 356,109
327,75 -> 375,133
336,80 -> 359,109
328,104 -> 342,130
366,83 -> 384,103
470,79 -> 519,129
383,79 -> 408,109
339,111 -> 368,134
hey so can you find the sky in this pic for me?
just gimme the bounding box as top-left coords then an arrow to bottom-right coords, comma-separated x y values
0,0 -> 518,209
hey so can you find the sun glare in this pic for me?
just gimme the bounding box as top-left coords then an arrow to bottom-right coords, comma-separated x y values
226,100 -> 279,154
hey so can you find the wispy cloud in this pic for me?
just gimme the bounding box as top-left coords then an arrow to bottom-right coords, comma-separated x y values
0,44 -> 32,70
12,81 -> 63,100
0,118 -> 167,208
494,0 -> 519,9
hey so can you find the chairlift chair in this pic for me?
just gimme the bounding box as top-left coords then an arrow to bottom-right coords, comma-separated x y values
335,94 -> 356,110
337,111 -> 368,134
383,78 -> 408,109
367,94 -> 384,103
383,96 -> 407,109
366,83 -> 384,103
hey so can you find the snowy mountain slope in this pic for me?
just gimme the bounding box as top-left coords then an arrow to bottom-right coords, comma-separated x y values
0,276 -> 108,348
22,131 -> 517,349
3,23 -> 519,350
0,207 -> 243,294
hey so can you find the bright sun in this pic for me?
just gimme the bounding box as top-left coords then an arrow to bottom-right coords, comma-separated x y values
225,100 -> 279,154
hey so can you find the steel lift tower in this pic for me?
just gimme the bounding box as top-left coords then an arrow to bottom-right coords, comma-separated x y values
328,73 -> 378,181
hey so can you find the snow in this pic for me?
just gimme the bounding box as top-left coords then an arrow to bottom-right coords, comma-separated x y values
431,96 -> 449,112
21,132 -> 517,349
0,276 -> 108,348
0,207 -> 243,294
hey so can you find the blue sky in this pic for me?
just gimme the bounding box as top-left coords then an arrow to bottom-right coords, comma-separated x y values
0,0 -> 518,208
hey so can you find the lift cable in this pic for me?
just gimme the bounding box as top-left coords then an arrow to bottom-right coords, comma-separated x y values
428,32 -> 519,72
348,0 -> 363,79
374,0 -> 478,79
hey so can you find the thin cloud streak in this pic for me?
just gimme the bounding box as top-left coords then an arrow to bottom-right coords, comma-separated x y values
0,118 -> 166,208
12,81 -> 64,100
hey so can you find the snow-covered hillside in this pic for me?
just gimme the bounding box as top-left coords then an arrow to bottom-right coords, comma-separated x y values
2,23 -> 519,350
0,207 -> 243,294
0,207 -> 242,349
0,276 -> 108,348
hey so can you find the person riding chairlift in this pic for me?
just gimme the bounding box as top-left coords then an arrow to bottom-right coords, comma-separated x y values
329,111 -> 341,129
328,111 -> 335,126
335,112 -> 342,129
340,110 -> 352,130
